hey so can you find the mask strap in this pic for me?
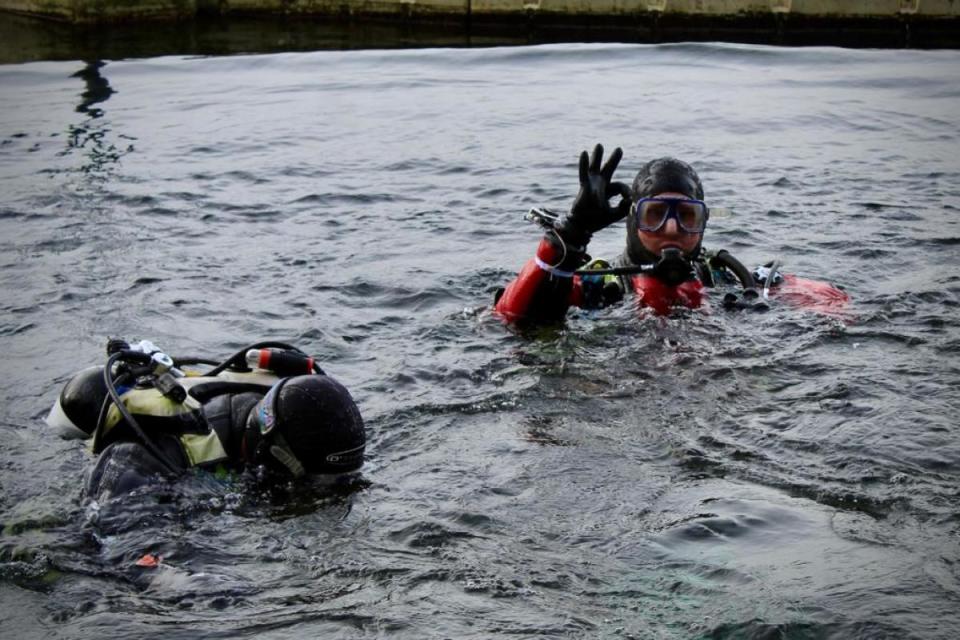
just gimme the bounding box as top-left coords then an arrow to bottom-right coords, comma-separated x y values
269,433 -> 306,478
247,378 -> 302,476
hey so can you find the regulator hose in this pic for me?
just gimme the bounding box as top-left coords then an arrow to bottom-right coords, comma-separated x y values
93,351 -> 182,474
711,249 -> 756,290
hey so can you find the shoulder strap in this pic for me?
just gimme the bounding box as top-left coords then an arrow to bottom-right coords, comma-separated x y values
187,381 -> 274,404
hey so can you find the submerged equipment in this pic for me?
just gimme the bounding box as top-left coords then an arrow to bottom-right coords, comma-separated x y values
721,260 -> 787,311
721,287 -> 769,312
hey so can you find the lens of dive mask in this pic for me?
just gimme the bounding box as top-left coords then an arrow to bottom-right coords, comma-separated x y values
634,197 -> 708,233
254,378 -> 286,438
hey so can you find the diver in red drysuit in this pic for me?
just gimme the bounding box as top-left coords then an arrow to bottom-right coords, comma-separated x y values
494,145 -> 848,325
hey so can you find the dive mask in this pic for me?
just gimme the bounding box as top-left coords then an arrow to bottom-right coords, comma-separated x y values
248,379 -> 306,478
634,197 -> 708,234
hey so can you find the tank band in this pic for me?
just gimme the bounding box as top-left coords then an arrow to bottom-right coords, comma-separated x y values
534,256 -> 575,278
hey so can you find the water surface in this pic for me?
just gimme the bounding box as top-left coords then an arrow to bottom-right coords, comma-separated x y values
1,43 -> 959,639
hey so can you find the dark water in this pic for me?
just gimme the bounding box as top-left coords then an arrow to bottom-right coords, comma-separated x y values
1,42 -> 959,639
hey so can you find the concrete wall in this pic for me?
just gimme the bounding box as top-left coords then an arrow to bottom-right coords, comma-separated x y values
1,0 -> 194,21
2,0 -> 958,22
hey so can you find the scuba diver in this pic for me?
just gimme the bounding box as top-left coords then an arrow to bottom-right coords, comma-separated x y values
494,144 -> 849,324
47,339 -> 366,501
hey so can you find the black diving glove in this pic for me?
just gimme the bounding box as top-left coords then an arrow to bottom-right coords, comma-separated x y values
555,144 -> 632,248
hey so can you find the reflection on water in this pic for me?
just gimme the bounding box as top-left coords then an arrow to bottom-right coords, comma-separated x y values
73,60 -> 114,117
61,60 -> 134,178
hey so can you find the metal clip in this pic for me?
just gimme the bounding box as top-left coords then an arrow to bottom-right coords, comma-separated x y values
524,207 -> 560,230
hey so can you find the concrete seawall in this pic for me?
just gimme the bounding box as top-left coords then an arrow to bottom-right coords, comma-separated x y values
3,0 -> 959,22
1,1 -> 958,49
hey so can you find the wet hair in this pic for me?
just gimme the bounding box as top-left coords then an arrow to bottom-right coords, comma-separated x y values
625,157 -> 706,265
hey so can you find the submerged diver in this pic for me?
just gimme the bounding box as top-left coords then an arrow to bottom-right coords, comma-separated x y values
47,340 -> 366,500
494,144 -> 848,324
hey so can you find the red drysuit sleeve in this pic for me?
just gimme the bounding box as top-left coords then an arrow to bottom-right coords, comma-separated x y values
495,237 -> 585,325
775,274 -> 851,316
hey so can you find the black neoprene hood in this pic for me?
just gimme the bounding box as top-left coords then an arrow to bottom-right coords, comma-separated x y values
631,157 -> 704,200
273,375 -> 366,474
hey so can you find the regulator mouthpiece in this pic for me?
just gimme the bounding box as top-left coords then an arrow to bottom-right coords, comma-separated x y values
651,248 -> 693,287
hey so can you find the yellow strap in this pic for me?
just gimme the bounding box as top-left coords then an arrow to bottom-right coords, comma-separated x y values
179,432 -> 229,466
103,388 -> 199,432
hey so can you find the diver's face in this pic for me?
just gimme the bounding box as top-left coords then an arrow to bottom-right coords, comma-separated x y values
636,191 -> 704,258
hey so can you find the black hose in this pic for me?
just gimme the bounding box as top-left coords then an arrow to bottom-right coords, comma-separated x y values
712,250 -> 756,290
91,370 -> 131,455
95,351 -> 181,474
576,264 -> 654,276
